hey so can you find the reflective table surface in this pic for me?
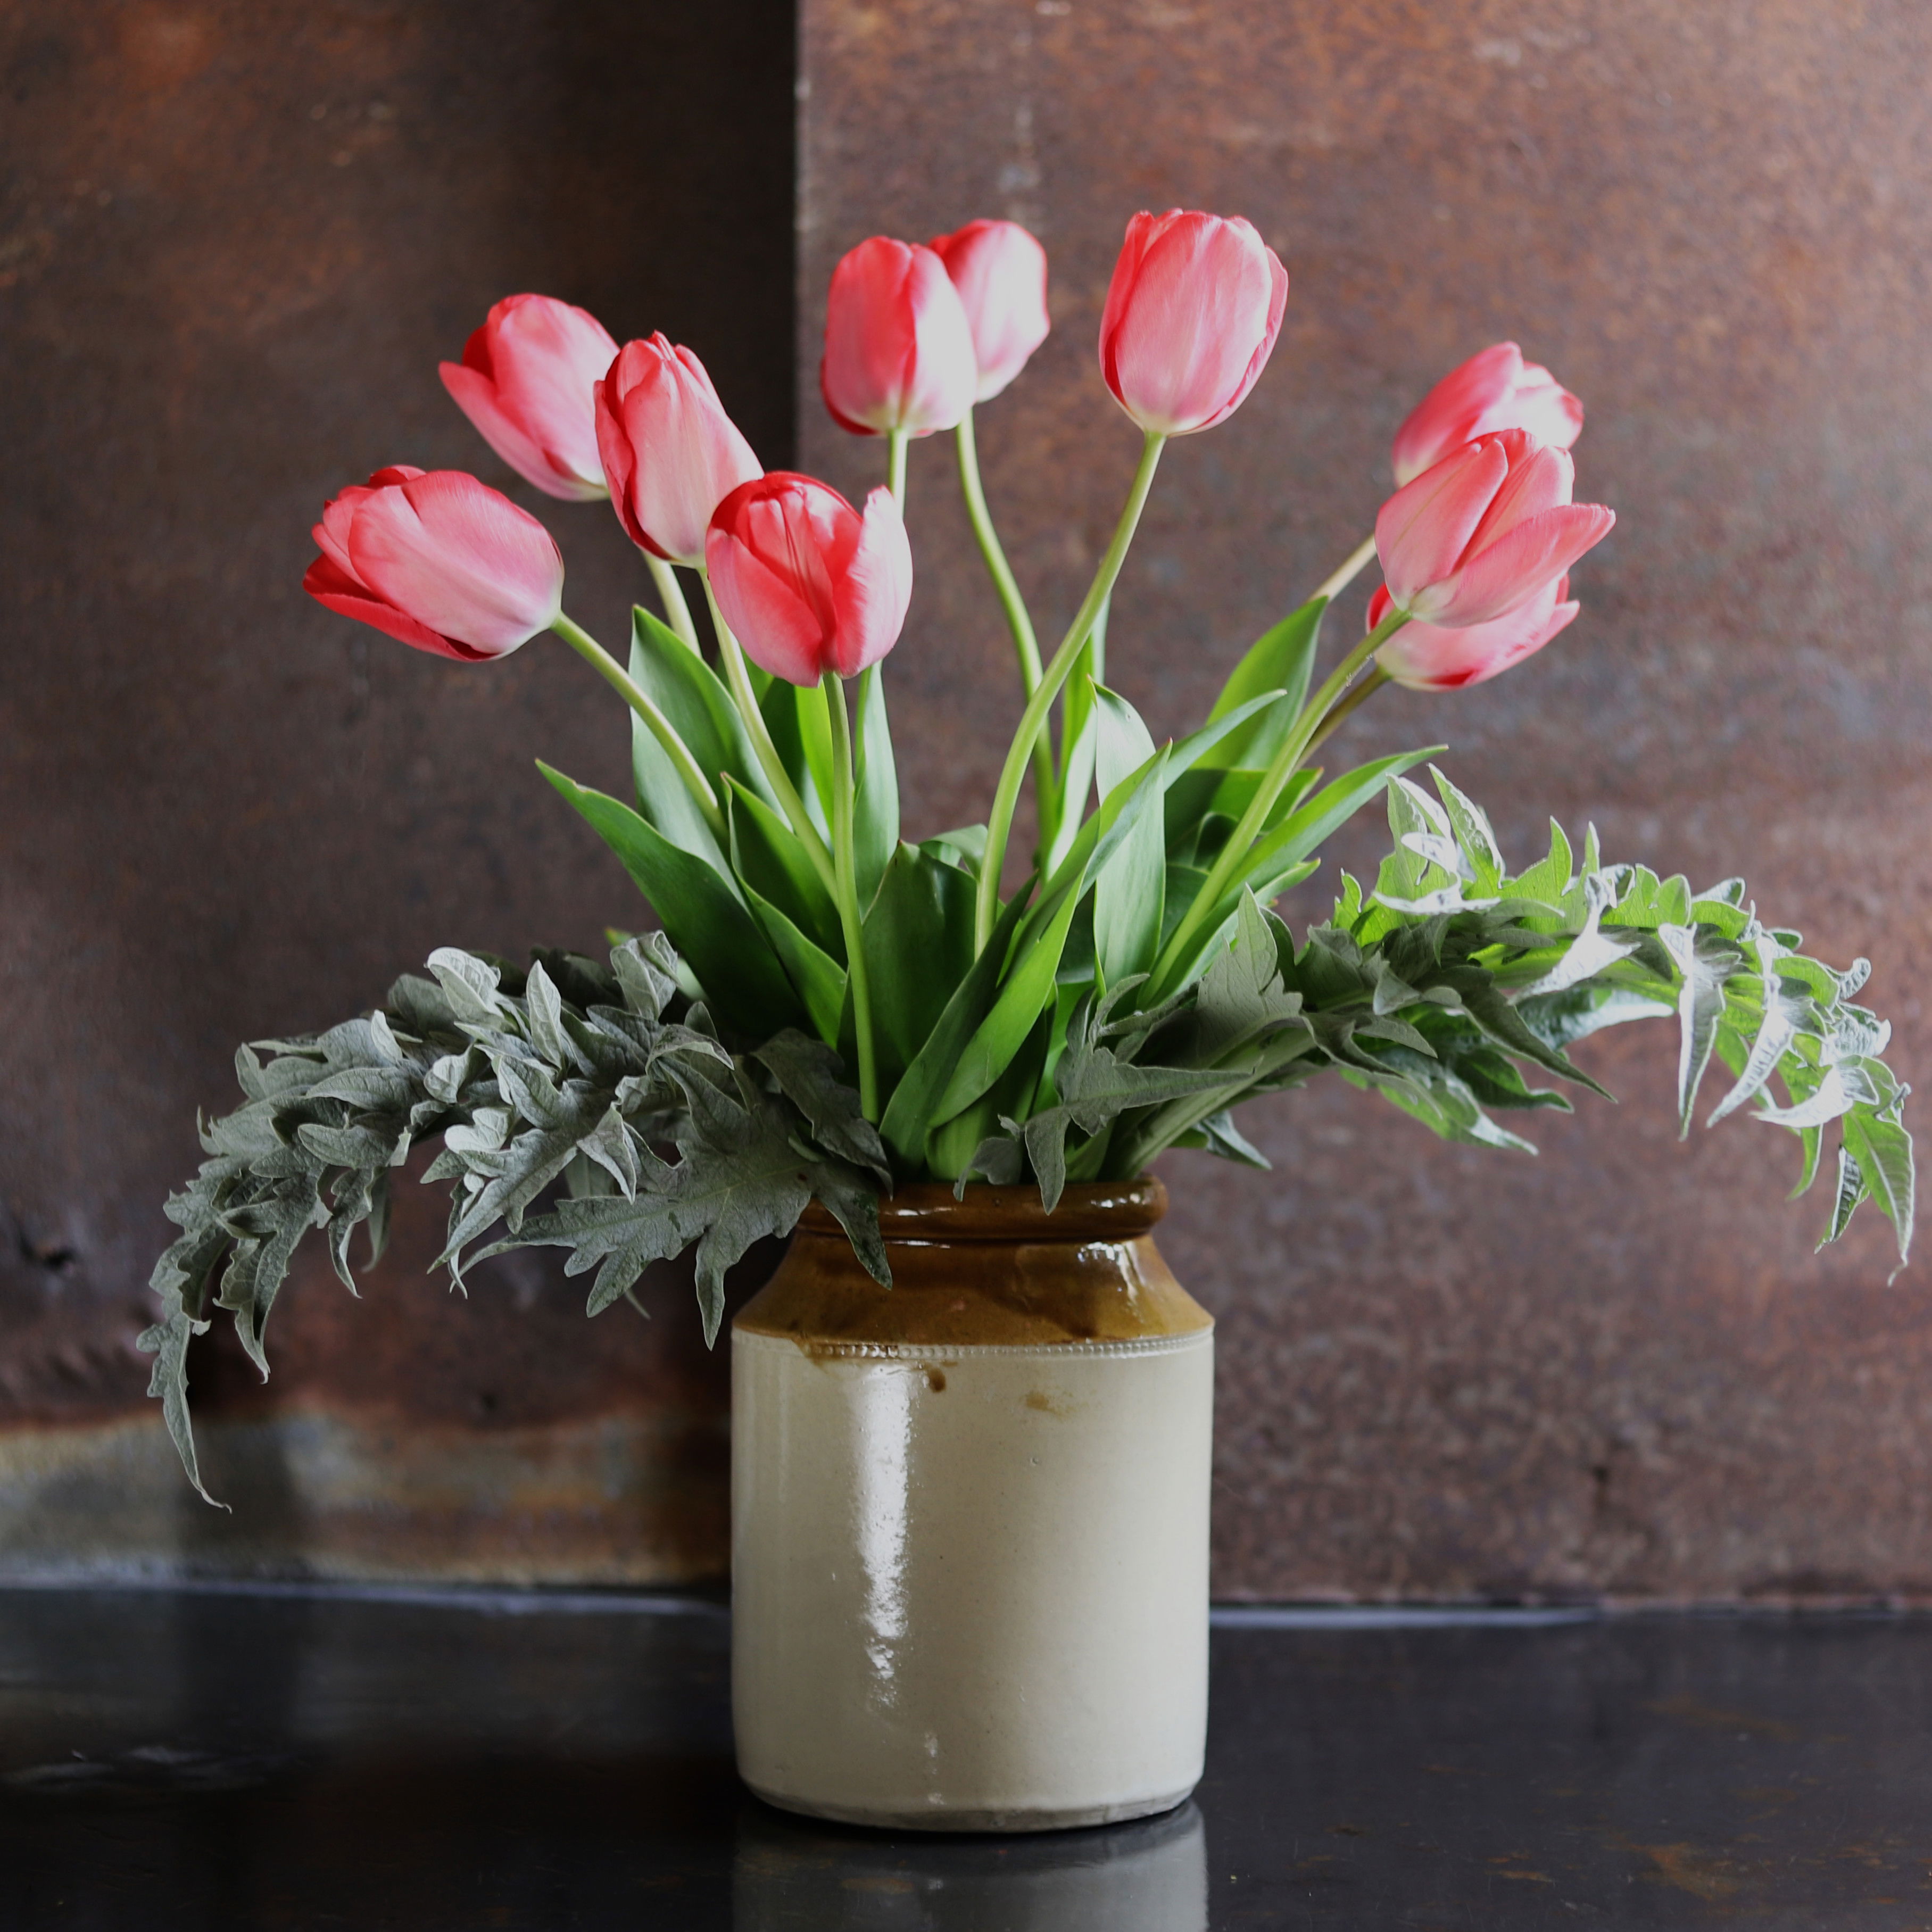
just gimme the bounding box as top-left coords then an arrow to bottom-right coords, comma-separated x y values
4,1585 -> 1930,1928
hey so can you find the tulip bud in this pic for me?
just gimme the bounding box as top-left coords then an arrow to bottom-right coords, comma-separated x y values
927,219 -> 1051,403
820,237 -> 979,437
1391,342 -> 1582,488
1098,209 -> 1288,437
303,467 -> 564,661
705,474 -> 913,687
438,294 -> 619,502
594,334 -> 762,567
1368,577 -> 1578,691
1375,430 -> 1613,630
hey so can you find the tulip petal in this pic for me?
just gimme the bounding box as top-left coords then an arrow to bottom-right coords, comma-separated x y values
1375,437 -> 1510,608
441,360 -> 567,499
481,295 -> 616,496
597,335 -> 763,564
707,526 -> 827,687
931,219 -> 1052,403
1375,578 -> 1579,690
303,554 -> 487,661
822,238 -> 977,437
347,471 -> 564,656
1424,503 -> 1615,628
1390,342 -> 1522,486
1465,434 -> 1574,553
830,488 -> 914,677
1100,211 -> 1283,436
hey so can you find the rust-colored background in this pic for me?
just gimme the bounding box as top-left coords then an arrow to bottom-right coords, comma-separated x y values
5,0 -> 1931,1598
0,0 -> 794,1580
798,0 -> 1932,1602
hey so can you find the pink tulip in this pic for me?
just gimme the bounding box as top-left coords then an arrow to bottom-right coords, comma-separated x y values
303,466 -> 564,661
1375,430 -> 1613,629
820,237 -> 979,437
927,219 -> 1051,404
1098,209 -> 1288,437
1391,342 -> 1582,488
705,474 -> 912,686
595,334 -> 762,567
438,294 -> 618,502
1367,576 -> 1578,691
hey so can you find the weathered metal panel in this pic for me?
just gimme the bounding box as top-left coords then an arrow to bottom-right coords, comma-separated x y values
0,0 -> 795,1580
799,0 -> 1932,1598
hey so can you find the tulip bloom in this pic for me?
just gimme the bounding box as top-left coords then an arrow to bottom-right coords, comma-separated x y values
706,474 -> 912,686
928,219 -> 1051,403
1098,210 -> 1288,437
303,466 -> 564,661
1375,430 -> 1613,629
438,294 -> 618,502
595,334 -> 762,567
820,237 -> 979,437
1391,342 -> 1583,488
1367,576 -> 1578,691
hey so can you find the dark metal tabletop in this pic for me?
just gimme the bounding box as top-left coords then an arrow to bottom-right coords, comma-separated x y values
3,1583 -> 1928,1928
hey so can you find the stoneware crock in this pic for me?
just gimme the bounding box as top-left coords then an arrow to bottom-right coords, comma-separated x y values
731,1177 -> 1214,1831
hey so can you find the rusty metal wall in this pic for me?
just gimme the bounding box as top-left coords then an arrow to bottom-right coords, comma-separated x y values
799,0 -> 1932,1599
9,0 -> 1931,1602
0,0 -> 795,1579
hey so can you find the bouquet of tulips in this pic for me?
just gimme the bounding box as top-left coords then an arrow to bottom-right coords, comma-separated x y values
146,210 -> 1913,1497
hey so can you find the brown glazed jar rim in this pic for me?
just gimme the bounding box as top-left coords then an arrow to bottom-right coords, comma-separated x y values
797,1176 -> 1167,1245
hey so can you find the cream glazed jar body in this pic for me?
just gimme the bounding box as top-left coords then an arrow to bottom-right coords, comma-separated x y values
731,1179 -> 1214,1832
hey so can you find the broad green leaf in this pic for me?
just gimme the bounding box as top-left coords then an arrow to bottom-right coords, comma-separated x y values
725,780 -> 841,957
1052,651 -> 1101,875
852,666 -> 899,909
1512,818 -> 1574,906
1820,1142 -> 1865,1248
758,681 -> 832,839
1840,1110 -> 1914,1274
540,763 -> 804,1039
740,876 -> 847,1046
878,887 -> 1034,1170
933,862 -> 1090,1124
864,842 -> 977,1091
631,607 -> 774,805
752,1029 -> 889,1182
1092,685 -> 1166,984
1202,596 -> 1324,767
1659,922 -> 1742,1135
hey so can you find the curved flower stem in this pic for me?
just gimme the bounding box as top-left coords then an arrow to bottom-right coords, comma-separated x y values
974,430 -> 1167,953
1301,664 -> 1390,763
886,428 -> 909,507
1314,532 -> 1379,606
695,572 -> 839,896
549,612 -> 725,842
956,408 -> 1059,855
822,670 -> 879,1119
1148,606 -> 1409,999
644,553 -> 701,652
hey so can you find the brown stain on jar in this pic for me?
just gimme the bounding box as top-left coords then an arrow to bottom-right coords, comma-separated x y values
736,1180 -> 1213,1350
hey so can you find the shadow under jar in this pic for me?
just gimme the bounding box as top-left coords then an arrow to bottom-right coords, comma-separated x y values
731,1178 -> 1213,1831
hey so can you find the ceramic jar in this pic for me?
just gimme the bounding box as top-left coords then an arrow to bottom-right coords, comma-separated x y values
731,1178 -> 1214,1831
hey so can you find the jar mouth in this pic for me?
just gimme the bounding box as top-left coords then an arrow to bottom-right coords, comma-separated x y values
798,1176 -> 1167,1244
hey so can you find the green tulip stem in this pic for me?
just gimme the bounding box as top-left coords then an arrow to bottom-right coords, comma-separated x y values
956,407 -> 1059,854
823,670 -> 880,1120
886,428 -> 909,508
550,611 -> 725,843
974,429 -> 1167,953
644,553 -> 702,652
1313,532 -> 1380,606
695,570 -> 840,898
1301,664 -> 1390,764
1149,604 -> 1410,999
